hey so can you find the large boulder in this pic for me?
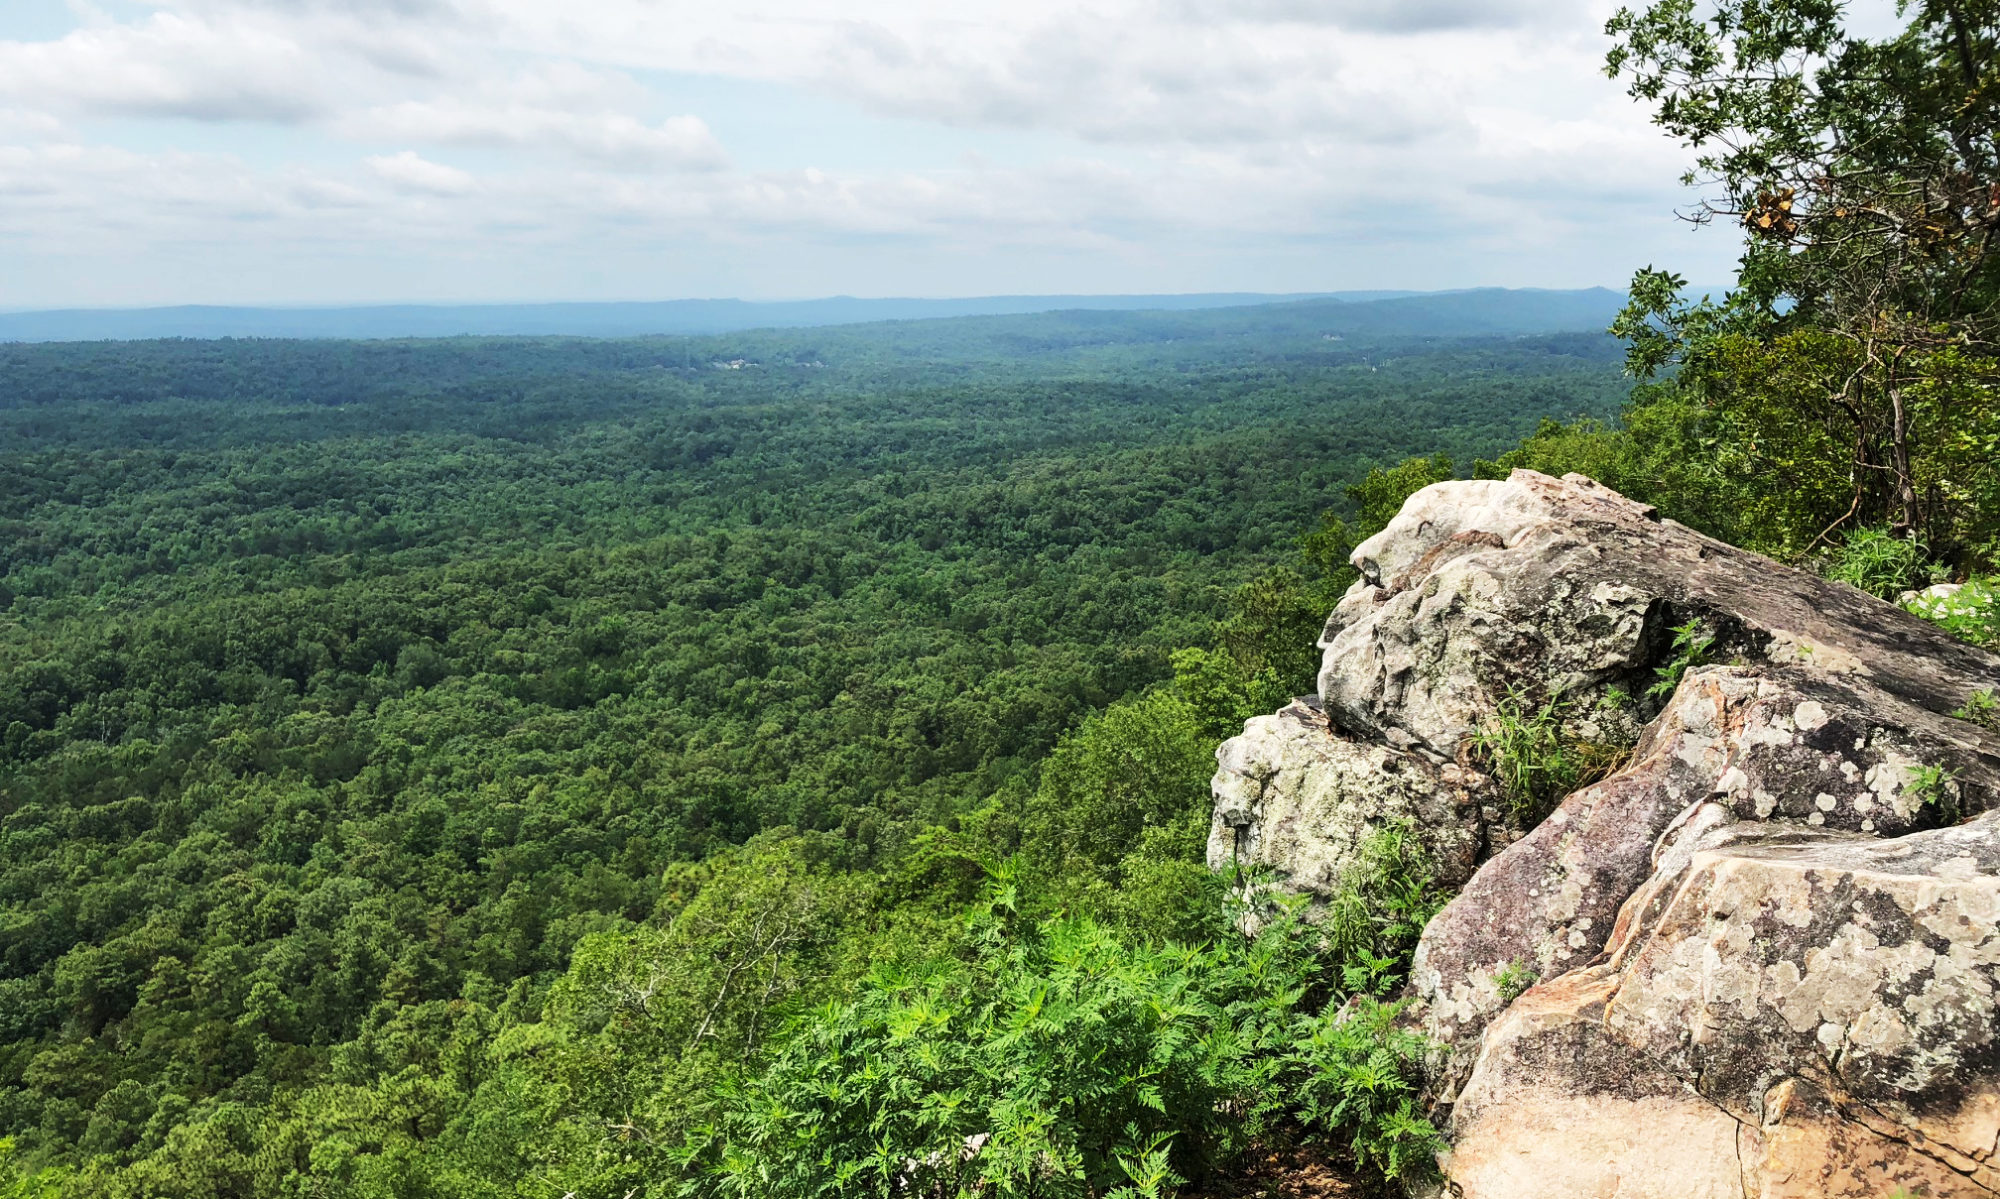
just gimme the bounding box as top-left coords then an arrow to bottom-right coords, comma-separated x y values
1209,470 -> 2000,1196
1321,471 -> 1997,757
1447,812 -> 2000,1198
1207,699 -> 1496,897
1414,662 -> 2000,1090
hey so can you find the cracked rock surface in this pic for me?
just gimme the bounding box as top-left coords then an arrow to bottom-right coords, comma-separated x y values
1209,470 -> 2000,1196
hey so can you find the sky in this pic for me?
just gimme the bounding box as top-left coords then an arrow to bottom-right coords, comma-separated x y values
0,0 -> 1875,307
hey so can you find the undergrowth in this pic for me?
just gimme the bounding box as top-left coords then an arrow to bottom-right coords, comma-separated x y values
1826,527 -> 1939,600
1319,821 -> 1452,999
688,847 -> 1454,1199
1956,688 -> 1998,731
1647,618 -> 1716,700
1471,688 -> 1630,826
1910,763 -> 1960,822
1906,576 -> 2000,648
1492,960 -> 1538,1004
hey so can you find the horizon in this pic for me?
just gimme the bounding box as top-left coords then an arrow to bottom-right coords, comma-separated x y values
0,285 -> 1643,342
0,283 -> 1629,316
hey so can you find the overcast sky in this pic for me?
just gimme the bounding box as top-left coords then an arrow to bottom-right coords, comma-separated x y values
0,0 -> 1842,307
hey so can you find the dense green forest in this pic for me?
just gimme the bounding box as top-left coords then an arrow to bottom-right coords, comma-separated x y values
0,297 -> 1629,1197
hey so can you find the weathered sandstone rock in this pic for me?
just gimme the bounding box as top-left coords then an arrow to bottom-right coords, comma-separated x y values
1447,813 -> 2000,1198
1208,470 -> 2000,1196
1321,471 -> 1998,758
1206,699 -> 1495,895
1414,662 -> 2000,1086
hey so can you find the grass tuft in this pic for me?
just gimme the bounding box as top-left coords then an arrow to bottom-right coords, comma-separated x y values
1471,688 -> 1630,827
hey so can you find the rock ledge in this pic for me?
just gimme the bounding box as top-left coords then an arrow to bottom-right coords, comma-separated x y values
1210,470 -> 2000,1197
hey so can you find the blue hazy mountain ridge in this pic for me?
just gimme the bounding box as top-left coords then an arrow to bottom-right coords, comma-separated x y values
0,288 -> 1632,411
0,287 -> 1620,343
0,292 -> 1360,341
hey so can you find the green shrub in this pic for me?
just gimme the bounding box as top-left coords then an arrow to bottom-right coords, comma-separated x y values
1021,687 -> 1219,879
1955,688 -> 1999,731
1907,576 -> 2000,648
693,888 -> 1301,1198
689,859 -> 1451,1198
1827,527 -> 1937,600
1320,821 -> 1450,999
1283,999 -> 1446,1185
0,1139 -> 67,1199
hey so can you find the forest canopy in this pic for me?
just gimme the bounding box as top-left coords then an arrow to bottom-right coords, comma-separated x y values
0,299 -> 1629,1197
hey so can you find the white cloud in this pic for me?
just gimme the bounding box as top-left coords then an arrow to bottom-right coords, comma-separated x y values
342,63 -> 730,169
0,0 -> 1753,304
0,12 -> 326,120
366,149 -> 475,194
359,101 -> 726,167
0,107 -> 66,141
1169,0 -> 1591,32
474,0 -> 1605,149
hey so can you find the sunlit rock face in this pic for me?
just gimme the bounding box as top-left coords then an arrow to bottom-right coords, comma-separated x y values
1210,469 -> 2000,1197
1448,814 -> 2000,1199
1205,698 -> 1494,898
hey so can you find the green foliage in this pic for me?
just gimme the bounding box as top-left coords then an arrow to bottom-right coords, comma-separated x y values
1954,688 -> 1999,731
697,898 -> 1284,1198
0,1140 -> 66,1199
1019,685 -> 1218,896
693,866 -> 1445,1199
1824,526 -> 1938,600
548,831 -> 873,1077
1492,961 -> 1537,1005
1471,688 -> 1629,826
1218,568 -> 1337,705
1907,578 -> 2000,649
1283,999 -> 1444,1185
1595,0 -> 2000,562
1473,417 -> 1627,487
1910,764 -> 1959,821
0,316 -> 1624,1196
1648,619 -> 1717,701
1318,823 -> 1450,1000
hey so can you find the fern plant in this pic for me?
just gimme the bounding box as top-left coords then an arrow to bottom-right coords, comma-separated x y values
692,857 -> 1453,1198
1321,821 -> 1449,999
1282,999 -> 1445,1184
1647,618 -> 1715,700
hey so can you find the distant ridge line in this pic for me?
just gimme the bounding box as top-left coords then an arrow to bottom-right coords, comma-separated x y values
0,287 -> 1624,344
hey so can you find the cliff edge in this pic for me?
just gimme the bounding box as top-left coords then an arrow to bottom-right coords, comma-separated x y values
1210,469 -> 2000,1198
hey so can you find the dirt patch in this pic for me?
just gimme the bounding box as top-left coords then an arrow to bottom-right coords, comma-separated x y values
1188,1137 -> 1373,1199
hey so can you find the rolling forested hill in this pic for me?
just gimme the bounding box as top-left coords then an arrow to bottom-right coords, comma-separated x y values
0,294 -> 1628,1197
0,285 -> 1608,343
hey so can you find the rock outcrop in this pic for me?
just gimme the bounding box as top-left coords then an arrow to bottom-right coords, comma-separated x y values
1448,812 -> 2000,1198
1207,698 -> 1496,898
1209,470 -> 2000,1197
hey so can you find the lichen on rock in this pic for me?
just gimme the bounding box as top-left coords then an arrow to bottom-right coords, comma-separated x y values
1210,469 -> 2000,1196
